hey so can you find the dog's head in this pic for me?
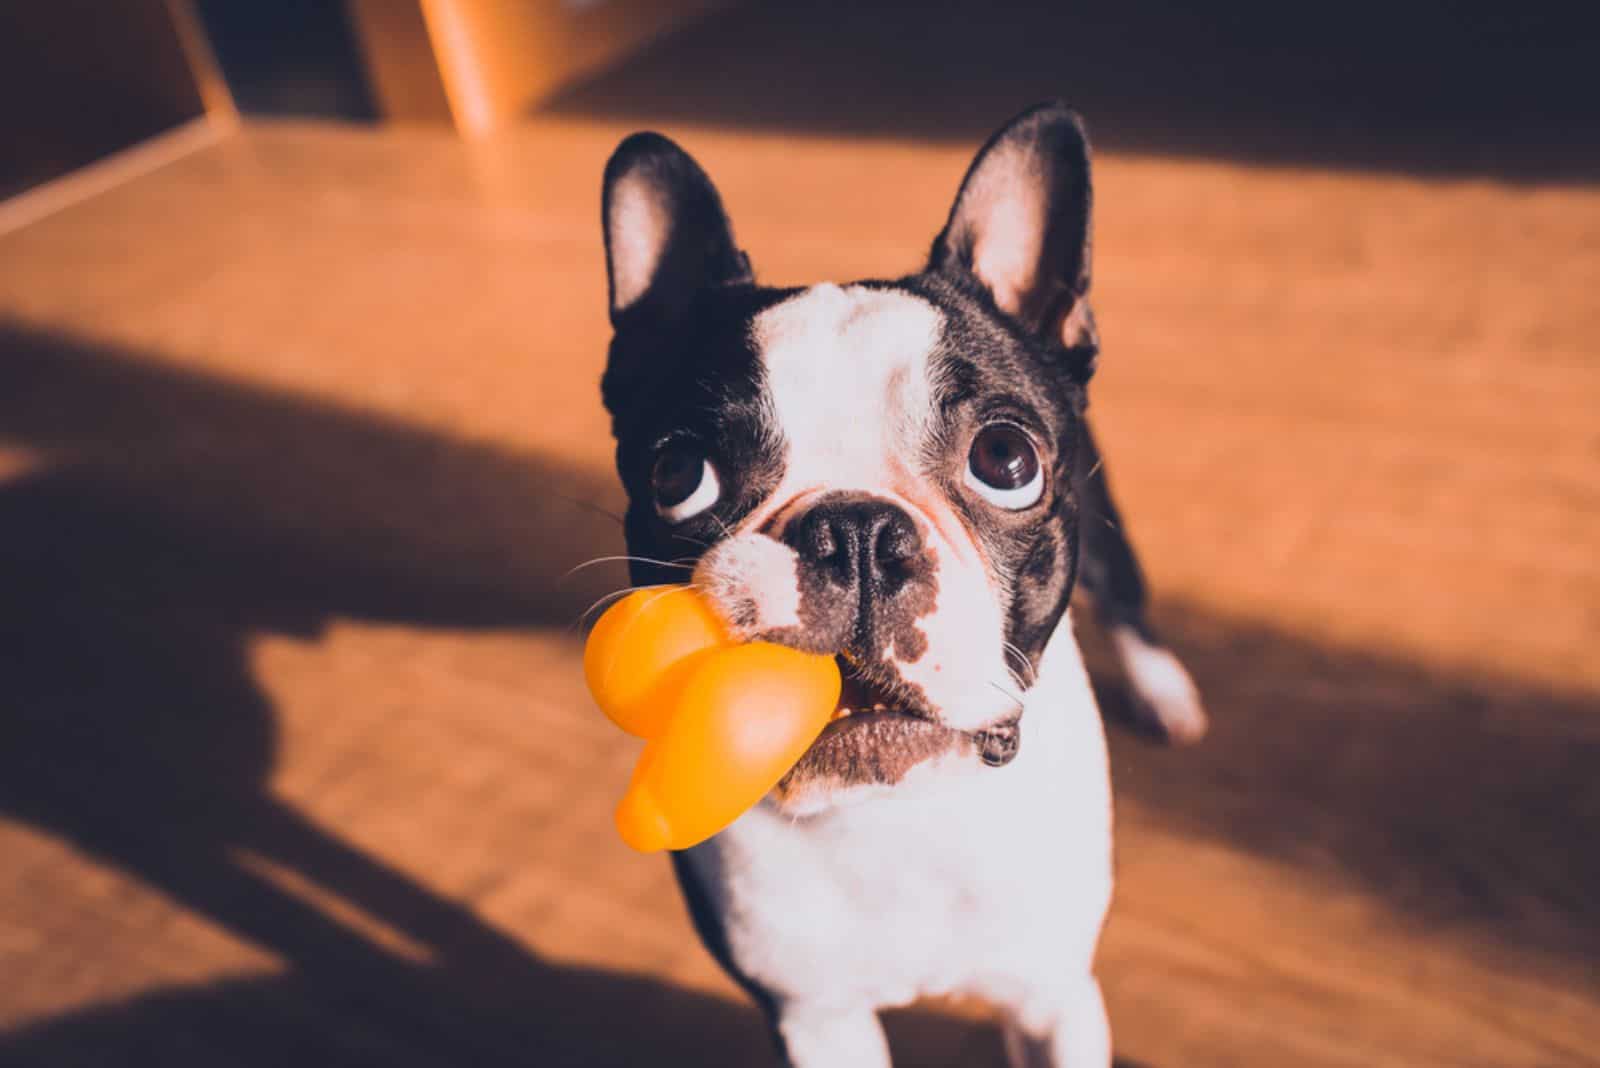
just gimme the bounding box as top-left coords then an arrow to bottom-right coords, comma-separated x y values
599,104 -> 1100,814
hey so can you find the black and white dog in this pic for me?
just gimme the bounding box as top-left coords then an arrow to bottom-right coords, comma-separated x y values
598,103 -> 1205,1067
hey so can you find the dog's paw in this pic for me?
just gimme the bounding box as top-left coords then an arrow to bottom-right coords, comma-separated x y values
1110,626 -> 1208,745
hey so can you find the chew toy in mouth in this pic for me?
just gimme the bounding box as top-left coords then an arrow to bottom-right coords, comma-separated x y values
583,586 -> 840,852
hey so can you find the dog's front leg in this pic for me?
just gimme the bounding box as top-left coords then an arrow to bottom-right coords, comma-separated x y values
1003,976 -> 1111,1068
775,1003 -> 891,1068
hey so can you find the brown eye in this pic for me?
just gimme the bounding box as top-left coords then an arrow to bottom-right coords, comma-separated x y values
652,446 -> 721,521
965,424 -> 1043,508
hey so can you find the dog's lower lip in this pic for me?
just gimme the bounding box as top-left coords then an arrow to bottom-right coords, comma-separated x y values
779,707 -> 966,793
821,707 -> 925,734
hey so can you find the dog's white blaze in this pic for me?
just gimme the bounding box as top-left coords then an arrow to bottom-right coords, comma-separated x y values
728,282 -> 1016,736
754,284 -> 941,496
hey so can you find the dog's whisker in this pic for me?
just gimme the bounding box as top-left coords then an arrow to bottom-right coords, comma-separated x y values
987,679 -> 1026,708
1000,641 -> 1037,687
707,512 -> 737,541
1083,456 -> 1104,483
572,589 -> 634,632
599,586 -> 690,683
563,555 -> 696,581
572,582 -> 673,631
552,491 -> 626,527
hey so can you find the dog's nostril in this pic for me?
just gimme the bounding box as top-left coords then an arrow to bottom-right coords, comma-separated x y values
807,519 -> 839,562
876,515 -> 919,565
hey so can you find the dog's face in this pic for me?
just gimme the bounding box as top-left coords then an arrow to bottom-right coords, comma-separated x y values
600,106 -> 1101,814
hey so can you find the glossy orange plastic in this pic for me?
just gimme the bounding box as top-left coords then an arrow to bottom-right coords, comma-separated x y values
583,587 -> 841,852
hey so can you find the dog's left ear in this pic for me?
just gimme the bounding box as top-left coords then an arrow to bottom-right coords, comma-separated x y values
602,132 -> 752,325
930,102 -> 1098,385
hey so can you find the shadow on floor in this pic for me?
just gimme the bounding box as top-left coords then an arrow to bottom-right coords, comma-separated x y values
1,968 -> 1038,1068
547,0 -> 1600,183
0,322 -> 1019,1066
0,322 -> 1594,1063
1084,605 -> 1600,972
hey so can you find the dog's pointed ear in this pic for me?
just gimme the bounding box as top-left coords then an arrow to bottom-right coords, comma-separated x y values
602,132 -> 752,325
930,103 -> 1098,384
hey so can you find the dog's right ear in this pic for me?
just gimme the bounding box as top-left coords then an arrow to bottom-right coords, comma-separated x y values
602,132 -> 752,326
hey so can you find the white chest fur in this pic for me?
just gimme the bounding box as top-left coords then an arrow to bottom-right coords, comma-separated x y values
678,619 -> 1113,1030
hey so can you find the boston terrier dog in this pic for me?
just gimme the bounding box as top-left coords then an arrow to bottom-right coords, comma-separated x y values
598,103 -> 1206,1067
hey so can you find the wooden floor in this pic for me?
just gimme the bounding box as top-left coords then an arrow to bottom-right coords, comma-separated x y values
2,4 -> 1598,1065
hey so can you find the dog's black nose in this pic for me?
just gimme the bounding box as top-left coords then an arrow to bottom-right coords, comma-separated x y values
784,493 -> 925,599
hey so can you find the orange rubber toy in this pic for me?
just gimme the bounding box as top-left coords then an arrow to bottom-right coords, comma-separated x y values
583,586 -> 841,852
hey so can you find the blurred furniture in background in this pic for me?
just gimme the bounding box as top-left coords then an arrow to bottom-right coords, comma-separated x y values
0,0 -> 719,202
0,0 -> 228,201
348,0 -> 723,136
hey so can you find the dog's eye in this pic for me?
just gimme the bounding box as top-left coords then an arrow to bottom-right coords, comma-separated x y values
652,446 -> 721,522
965,424 -> 1043,509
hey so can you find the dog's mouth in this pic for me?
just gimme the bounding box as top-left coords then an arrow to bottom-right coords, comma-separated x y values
773,656 -> 1020,801
829,653 -> 936,726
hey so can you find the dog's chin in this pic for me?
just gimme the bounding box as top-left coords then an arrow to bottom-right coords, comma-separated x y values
769,657 -> 981,816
